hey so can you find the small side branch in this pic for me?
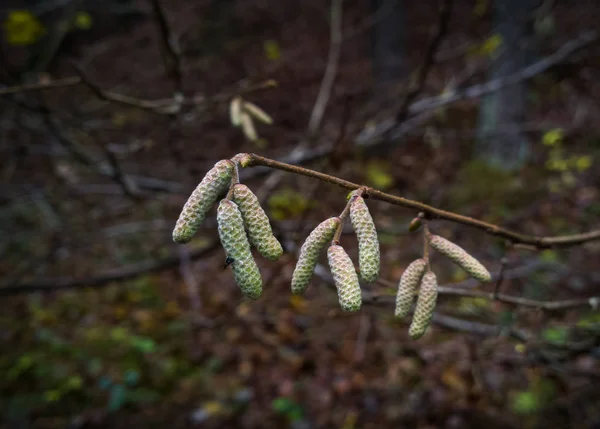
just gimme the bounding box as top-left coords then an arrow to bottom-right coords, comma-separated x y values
0,241 -> 220,295
149,0 -> 184,94
395,0 -> 453,123
0,77 -> 81,96
306,0 -> 344,136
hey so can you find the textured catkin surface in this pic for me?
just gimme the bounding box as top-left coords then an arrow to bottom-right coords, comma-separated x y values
233,184 -> 283,261
349,195 -> 380,283
409,271 -> 438,339
395,258 -> 427,318
291,217 -> 340,294
429,235 -> 491,282
173,160 -> 234,243
328,245 -> 362,312
217,199 -> 262,299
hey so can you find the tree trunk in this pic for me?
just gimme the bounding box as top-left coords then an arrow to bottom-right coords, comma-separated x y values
475,0 -> 535,170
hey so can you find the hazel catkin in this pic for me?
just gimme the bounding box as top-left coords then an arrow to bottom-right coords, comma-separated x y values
217,199 -> 262,299
395,258 -> 427,318
327,244 -> 362,312
408,271 -> 438,339
173,159 -> 234,244
291,217 -> 340,294
349,194 -> 380,283
428,235 -> 491,282
232,184 -> 283,261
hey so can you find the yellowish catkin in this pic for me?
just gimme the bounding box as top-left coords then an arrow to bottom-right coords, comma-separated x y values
173,159 -> 233,243
328,244 -> 362,312
395,258 -> 427,318
428,235 -> 491,282
408,271 -> 438,339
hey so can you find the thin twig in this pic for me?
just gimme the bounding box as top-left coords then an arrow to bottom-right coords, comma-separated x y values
395,0 -> 453,124
150,0 -> 184,94
408,30 -> 598,115
70,61 -> 176,114
240,153 -> 600,248
374,276 -> 599,311
0,77 -> 81,96
356,30 -> 598,144
178,246 -> 202,314
307,0 -> 344,136
254,0 -> 344,202
493,257 -> 509,298
0,241 -> 220,295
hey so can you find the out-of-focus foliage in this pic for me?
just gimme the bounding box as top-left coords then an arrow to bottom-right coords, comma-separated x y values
3,10 -> 45,45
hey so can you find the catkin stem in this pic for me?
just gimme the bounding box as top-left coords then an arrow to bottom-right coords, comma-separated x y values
332,188 -> 364,244
423,221 -> 431,270
332,203 -> 350,244
225,160 -> 241,199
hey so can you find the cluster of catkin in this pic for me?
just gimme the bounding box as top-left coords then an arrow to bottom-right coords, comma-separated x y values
229,97 -> 273,142
172,156 -> 493,340
395,233 -> 492,339
172,159 -> 283,299
291,191 -> 380,312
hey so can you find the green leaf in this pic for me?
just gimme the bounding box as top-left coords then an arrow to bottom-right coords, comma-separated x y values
264,40 -> 281,61
365,161 -> 394,190
271,397 -> 304,422
542,128 -> 564,146
512,391 -> 540,415
74,11 -> 92,30
539,249 -> 558,263
267,188 -> 311,220
66,375 -> 83,390
108,384 -> 127,412
110,327 -> 128,342
574,155 -> 592,172
4,10 -> 45,46
130,336 -> 156,354
542,326 -> 569,345
479,34 -> 502,57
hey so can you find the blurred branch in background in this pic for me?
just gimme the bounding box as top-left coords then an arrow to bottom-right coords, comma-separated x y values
149,0 -> 184,94
0,240 -> 220,295
358,30 -> 598,143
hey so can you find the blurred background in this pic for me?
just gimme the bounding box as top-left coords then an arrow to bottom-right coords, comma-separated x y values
1,0 -> 600,428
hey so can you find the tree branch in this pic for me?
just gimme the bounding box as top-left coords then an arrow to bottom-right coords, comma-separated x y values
408,30 -> 598,115
239,153 -> 600,248
357,30 -> 598,144
306,0 -> 344,136
150,0 -> 184,94
0,77 -> 81,96
0,241 -> 220,296
374,277 -> 599,311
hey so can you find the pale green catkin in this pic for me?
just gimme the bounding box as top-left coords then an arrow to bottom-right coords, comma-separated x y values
428,235 -> 491,282
232,184 -> 283,261
291,217 -> 340,294
240,112 -> 257,141
243,101 -> 273,125
409,271 -> 438,339
349,194 -> 380,283
230,97 -> 242,127
173,160 -> 234,243
395,258 -> 427,318
328,244 -> 362,312
217,199 -> 262,299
